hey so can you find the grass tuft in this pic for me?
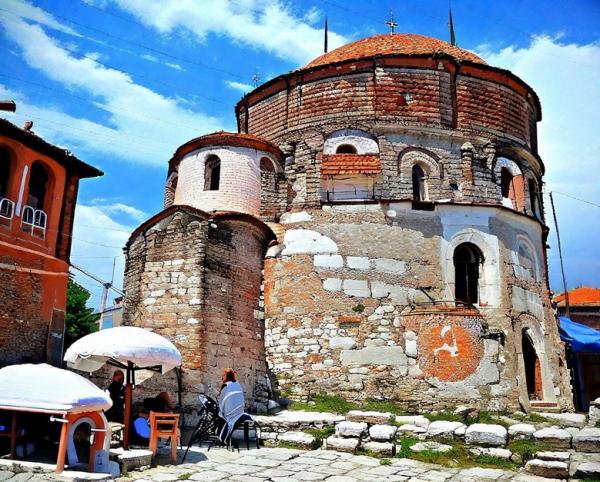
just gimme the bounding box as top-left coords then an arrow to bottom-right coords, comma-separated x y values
177,474 -> 192,480
507,439 -> 550,463
380,458 -> 392,465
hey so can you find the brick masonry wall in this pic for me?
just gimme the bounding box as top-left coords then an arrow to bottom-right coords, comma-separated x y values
122,208 -> 273,412
263,204 -> 573,412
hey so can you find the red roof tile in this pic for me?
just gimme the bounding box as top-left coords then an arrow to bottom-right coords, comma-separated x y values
305,33 -> 485,69
321,154 -> 381,176
554,286 -> 600,307
169,131 -> 282,169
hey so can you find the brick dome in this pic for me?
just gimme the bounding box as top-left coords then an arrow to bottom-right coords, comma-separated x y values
305,33 -> 485,69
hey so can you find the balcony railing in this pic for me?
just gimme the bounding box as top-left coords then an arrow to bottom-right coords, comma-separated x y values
21,205 -> 47,239
0,197 -> 14,229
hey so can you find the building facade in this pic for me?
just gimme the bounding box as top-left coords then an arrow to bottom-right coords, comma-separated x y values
0,119 -> 102,366
124,34 -> 573,412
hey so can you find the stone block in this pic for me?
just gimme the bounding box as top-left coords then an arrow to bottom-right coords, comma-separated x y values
340,346 -> 407,368
372,258 -> 406,274
369,424 -> 397,441
573,427 -> 600,452
282,229 -> 338,255
574,461 -> 600,479
508,423 -> 536,440
329,337 -> 357,350
363,441 -> 395,456
346,410 -> 392,425
314,254 -> 344,269
410,441 -> 453,453
342,279 -> 370,297
346,257 -> 370,270
335,421 -> 368,438
469,447 -> 512,459
540,412 -> 587,428
535,451 -> 570,461
394,415 -> 430,428
278,431 -> 316,449
325,435 -> 359,453
323,278 -> 342,291
426,421 -> 465,438
525,459 -> 569,479
465,424 -> 507,447
533,427 -> 572,449
396,424 -> 427,435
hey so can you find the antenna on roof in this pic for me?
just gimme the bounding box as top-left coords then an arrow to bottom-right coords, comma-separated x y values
448,8 -> 456,46
385,10 -> 398,35
252,71 -> 261,88
324,16 -> 329,53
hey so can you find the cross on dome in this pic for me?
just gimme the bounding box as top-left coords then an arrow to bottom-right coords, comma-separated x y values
385,11 -> 398,34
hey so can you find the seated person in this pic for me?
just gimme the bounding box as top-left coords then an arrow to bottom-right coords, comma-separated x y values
105,370 -> 125,423
133,392 -> 175,440
218,368 -> 254,443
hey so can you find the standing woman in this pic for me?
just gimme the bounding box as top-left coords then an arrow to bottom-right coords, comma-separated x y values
218,368 -> 245,436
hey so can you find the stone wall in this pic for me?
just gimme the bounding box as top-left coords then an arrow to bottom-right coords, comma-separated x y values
263,204 -> 572,412
122,207 -> 274,411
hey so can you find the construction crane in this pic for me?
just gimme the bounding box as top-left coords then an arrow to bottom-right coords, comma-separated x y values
70,262 -> 124,330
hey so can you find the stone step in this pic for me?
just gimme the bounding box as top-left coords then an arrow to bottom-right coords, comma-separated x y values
525,458 -> 570,479
529,401 -> 561,413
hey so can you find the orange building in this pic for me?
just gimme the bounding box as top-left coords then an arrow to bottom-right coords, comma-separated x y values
555,286 -> 600,330
0,119 -> 102,367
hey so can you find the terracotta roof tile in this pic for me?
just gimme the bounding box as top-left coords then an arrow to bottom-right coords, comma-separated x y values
305,33 -> 485,69
321,154 -> 381,176
554,286 -> 600,307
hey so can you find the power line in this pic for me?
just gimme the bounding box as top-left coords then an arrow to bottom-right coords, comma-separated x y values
0,12 -> 229,106
551,190 -> 600,209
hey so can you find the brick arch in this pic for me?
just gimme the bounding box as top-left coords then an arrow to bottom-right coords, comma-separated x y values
512,234 -> 541,282
516,314 -> 557,405
524,172 -> 542,219
322,128 -> 379,155
442,228 -> 501,308
163,171 -> 178,208
397,148 -> 440,179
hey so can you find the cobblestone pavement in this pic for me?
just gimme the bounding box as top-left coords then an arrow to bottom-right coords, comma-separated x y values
118,447 -> 564,482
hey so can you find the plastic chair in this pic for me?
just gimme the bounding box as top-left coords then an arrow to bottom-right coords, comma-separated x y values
148,412 -> 180,464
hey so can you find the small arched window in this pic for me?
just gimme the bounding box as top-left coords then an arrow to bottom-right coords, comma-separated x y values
453,242 -> 483,305
500,167 -> 513,198
412,164 -> 428,201
260,157 -> 275,172
0,148 -> 11,198
204,155 -> 221,191
336,144 -> 357,154
28,162 -> 49,210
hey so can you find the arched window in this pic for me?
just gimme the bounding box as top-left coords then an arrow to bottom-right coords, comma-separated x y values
0,148 -> 11,198
453,243 -> 483,305
204,155 -> 220,191
336,144 -> 357,154
28,162 -> 49,210
412,164 -> 428,201
500,167 -> 513,198
260,157 -> 275,172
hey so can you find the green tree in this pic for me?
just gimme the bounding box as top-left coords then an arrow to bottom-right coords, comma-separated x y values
64,279 -> 98,351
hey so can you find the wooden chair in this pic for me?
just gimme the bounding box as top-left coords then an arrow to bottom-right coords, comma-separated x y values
148,412 -> 180,464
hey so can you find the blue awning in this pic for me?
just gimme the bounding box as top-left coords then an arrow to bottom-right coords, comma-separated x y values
559,317 -> 600,353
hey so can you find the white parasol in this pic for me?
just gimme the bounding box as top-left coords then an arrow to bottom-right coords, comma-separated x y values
0,363 -> 112,414
64,326 -> 182,448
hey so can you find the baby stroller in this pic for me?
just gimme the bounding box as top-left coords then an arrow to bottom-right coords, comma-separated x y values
181,394 -> 261,462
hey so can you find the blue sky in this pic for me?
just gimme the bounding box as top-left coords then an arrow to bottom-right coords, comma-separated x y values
1,0 -> 599,308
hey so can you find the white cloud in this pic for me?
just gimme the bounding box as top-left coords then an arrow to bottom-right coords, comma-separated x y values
225,80 -> 253,94
0,15 -> 225,166
480,35 -> 600,290
92,201 -> 147,222
165,62 -> 184,71
106,0 -> 347,65
1,0 -> 81,37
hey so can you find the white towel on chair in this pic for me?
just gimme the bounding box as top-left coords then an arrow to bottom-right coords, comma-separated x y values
218,381 -> 245,433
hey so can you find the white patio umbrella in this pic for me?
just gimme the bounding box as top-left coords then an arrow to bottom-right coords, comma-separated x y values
64,326 -> 182,449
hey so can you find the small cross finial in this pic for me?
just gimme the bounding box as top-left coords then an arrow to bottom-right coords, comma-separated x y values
252,72 -> 261,87
385,10 -> 398,34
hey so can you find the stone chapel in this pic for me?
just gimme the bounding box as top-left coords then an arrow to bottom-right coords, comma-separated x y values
122,33 -> 573,414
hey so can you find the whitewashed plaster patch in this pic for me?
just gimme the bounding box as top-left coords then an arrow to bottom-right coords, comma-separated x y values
280,211 -> 313,224
281,229 -> 338,255
314,254 -> 344,269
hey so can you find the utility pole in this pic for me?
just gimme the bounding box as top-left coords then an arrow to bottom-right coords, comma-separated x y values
71,262 -> 124,330
549,192 -> 570,318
